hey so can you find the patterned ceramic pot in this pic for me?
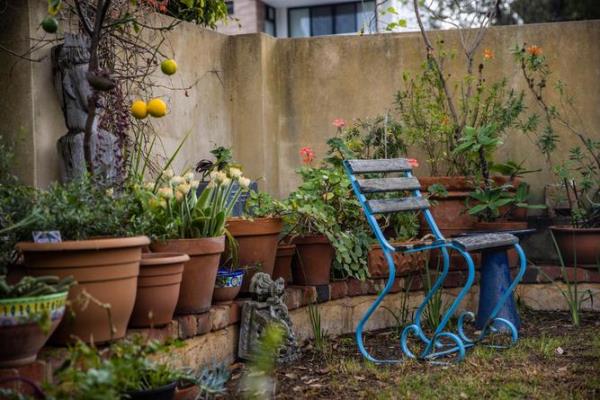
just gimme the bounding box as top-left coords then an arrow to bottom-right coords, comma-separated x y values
212,269 -> 245,304
0,291 -> 68,367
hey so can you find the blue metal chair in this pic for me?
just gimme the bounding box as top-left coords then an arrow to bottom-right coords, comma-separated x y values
343,158 -> 528,363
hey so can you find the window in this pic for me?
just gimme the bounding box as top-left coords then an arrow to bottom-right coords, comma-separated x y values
264,5 -> 277,36
225,1 -> 234,15
288,1 -> 375,38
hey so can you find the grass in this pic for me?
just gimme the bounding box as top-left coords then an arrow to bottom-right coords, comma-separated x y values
256,310 -> 600,400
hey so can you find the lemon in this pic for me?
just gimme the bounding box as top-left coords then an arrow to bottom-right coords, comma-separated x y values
160,59 -> 177,76
41,16 -> 58,33
147,98 -> 168,118
130,100 -> 148,119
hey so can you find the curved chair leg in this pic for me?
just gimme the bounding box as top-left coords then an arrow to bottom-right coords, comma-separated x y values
355,248 -> 402,364
475,243 -> 527,346
417,244 -> 477,361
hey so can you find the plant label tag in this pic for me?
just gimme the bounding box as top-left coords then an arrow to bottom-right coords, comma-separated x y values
32,231 -> 62,243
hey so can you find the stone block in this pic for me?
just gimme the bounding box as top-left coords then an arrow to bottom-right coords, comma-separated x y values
209,305 -> 231,331
177,315 -> 199,339
329,280 -> 348,299
314,284 -> 330,303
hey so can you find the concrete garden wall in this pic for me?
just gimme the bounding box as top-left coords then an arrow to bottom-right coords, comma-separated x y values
1,1 -> 599,202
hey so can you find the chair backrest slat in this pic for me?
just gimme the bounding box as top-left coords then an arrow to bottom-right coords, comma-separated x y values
346,159 -> 412,174
357,177 -> 421,193
367,198 -> 429,214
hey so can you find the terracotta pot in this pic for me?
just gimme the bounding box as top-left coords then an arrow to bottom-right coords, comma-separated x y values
292,235 -> 333,286
0,291 -> 68,367
272,244 -> 295,283
129,253 -> 189,328
174,384 -> 199,400
18,236 -> 149,344
213,269 -> 244,304
226,217 -> 283,292
367,243 -> 428,278
150,236 -> 225,314
550,226 -> 600,267
419,176 -> 477,237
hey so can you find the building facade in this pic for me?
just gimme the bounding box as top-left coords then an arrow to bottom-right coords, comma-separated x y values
216,0 -> 411,38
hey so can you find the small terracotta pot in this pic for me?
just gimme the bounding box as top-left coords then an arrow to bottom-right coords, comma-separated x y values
292,235 -> 333,286
367,243 -> 428,278
272,244 -> 295,283
150,236 -> 225,314
213,269 -> 244,304
550,226 -> 600,267
0,291 -> 68,367
174,384 -> 199,400
226,218 -> 283,292
18,236 -> 149,344
129,253 -> 189,328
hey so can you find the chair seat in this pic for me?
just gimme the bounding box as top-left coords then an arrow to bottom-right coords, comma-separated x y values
451,233 -> 518,252
394,239 -> 448,252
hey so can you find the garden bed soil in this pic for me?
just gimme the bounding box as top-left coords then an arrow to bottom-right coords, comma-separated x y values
225,310 -> 600,399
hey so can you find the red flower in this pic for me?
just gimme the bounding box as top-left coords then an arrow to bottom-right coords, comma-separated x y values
332,118 -> 346,129
526,45 -> 543,57
299,146 -> 315,164
483,49 -> 494,60
407,158 -> 419,168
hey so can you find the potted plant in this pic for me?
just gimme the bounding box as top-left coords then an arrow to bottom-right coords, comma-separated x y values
515,44 -> 600,267
0,275 -> 73,367
213,237 -> 245,304
45,336 -> 187,399
141,168 -> 251,313
129,252 -> 189,328
14,178 -> 149,344
226,190 -> 285,293
273,237 -> 295,284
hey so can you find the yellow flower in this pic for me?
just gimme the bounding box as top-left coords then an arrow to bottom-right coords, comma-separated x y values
239,177 -> 251,189
159,199 -> 167,209
158,187 -> 174,199
175,190 -> 184,202
176,183 -> 191,195
149,197 -> 166,209
184,172 -> 195,182
228,167 -> 242,179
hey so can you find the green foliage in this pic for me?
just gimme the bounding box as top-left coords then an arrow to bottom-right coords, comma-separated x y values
0,275 -> 74,299
467,183 -> 545,222
167,0 -> 229,28
489,160 -> 541,180
307,303 -> 327,353
514,43 -> 600,227
46,337 -> 184,399
284,166 -> 371,279
244,190 -> 285,218
180,363 -> 230,398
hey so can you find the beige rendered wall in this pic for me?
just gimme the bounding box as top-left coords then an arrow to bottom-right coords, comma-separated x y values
1,1 -> 599,201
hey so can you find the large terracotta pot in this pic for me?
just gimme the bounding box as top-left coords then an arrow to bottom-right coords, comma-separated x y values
367,243 -> 428,278
0,291 -> 68,367
419,176 -> 477,237
226,217 -> 283,292
550,226 -> 600,267
292,235 -> 334,286
18,236 -> 149,344
150,236 -> 225,314
272,244 -> 295,284
129,253 -> 189,328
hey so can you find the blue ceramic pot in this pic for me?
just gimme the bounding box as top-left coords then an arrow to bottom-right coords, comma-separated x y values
213,269 -> 245,303
197,181 -> 257,217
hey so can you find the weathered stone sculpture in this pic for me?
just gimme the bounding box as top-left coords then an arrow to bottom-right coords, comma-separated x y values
51,33 -> 121,183
238,273 -> 300,363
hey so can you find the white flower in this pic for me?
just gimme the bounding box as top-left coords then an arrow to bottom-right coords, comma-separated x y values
162,168 -> 174,179
158,187 -> 174,199
184,171 -> 195,182
207,181 -> 217,189
144,182 -> 154,190
221,177 -> 232,187
190,180 -> 200,189
176,183 -> 191,195
170,176 -> 186,186
228,167 -> 242,179
239,177 -> 251,189
210,170 -> 227,184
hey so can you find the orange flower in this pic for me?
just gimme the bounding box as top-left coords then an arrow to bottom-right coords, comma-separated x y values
407,158 -> 419,168
299,146 -> 315,164
483,48 -> 494,60
526,45 -> 543,57
332,118 -> 346,129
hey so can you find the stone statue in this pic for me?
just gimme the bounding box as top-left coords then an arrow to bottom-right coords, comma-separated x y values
51,33 -> 122,183
238,273 -> 300,363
